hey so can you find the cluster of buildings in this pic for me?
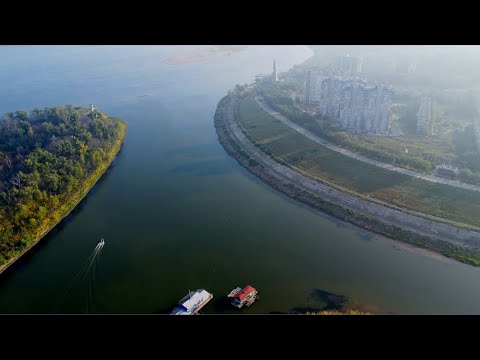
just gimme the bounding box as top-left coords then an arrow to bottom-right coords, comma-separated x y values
436,164 -> 459,179
416,96 -> 432,135
304,59 -> 393,134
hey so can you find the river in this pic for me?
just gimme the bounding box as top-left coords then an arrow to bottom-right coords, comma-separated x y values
0,45 -> 480,314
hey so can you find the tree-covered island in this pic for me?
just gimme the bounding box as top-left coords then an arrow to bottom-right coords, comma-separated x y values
0,105 -> 126,271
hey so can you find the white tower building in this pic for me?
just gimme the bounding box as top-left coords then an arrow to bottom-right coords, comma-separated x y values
273,59 -> 279,82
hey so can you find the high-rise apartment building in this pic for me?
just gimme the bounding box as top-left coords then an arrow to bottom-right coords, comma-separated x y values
304,68 -> 322,104
335,55 -> 362,76
416,96 -> 432,135
316,74 -> 392,134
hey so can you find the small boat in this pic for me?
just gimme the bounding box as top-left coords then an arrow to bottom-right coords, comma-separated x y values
227,287 -> 242,298
99,238 -> 105,246
228,285 -> 258,308
171,289 -> 213,315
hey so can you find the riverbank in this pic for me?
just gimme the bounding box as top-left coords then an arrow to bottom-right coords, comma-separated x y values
0,122 -> 126,276
247,95 -> 480,230
214,93 -> 480,267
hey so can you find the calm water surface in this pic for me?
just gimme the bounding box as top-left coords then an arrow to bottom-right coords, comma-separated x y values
0,45 -> 479,314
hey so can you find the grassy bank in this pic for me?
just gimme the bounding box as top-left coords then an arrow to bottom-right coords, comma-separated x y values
238,93 -> 480,229
214,93 -> 480,267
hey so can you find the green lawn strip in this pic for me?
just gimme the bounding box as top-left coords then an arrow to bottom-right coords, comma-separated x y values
238,94 -> 480,229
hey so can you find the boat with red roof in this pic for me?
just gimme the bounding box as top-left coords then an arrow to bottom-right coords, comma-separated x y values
227,285 -> 259,308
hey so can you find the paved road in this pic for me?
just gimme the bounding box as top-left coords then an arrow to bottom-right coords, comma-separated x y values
225,97 -> 480,248
256,96 -> 480,193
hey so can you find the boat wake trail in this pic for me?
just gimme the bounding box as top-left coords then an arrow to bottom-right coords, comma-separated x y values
86,241 -> 104,313
52,239 -> 106,313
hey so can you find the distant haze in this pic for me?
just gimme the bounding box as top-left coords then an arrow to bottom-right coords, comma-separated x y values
308,45 -> 480,93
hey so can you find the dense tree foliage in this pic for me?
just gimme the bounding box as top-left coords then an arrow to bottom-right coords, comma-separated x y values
0,106 -> 125,266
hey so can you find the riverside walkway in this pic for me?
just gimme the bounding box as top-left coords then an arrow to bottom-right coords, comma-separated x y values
224,97 -> 480,248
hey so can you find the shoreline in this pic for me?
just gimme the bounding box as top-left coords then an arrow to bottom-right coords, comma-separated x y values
0,123 -> 126,276
257,96 -> 480,232
167,46 -> 246,65
214,94 -> 480,267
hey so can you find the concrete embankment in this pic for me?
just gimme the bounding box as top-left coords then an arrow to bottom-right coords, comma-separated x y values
215,95 -> 480,266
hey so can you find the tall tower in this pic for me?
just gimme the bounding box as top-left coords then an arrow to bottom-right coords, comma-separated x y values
305,68 -> 321,104
273,59 -> 278,82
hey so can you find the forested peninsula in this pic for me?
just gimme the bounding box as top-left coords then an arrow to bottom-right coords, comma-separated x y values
0,106 -> 126,273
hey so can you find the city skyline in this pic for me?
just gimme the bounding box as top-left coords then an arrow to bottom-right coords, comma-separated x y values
305,68 -> 393,134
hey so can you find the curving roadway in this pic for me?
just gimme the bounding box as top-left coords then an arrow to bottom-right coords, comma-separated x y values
224,96 -> 480,249
255,96 -> 480,193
